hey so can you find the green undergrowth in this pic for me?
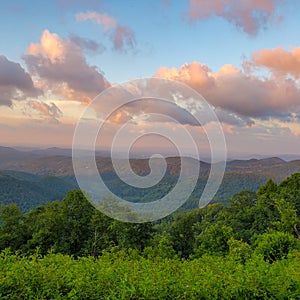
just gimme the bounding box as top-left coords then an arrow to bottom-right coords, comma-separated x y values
1,249 -> 300,300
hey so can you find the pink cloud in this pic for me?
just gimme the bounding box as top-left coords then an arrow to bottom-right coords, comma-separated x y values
155,61 -> 300,121
29,100 -> 62,120
188,0 -> 283,34
23,30 -> 110,103
76,12 -> 117,31
156,61 -> 215,91
76,11 -> 136,51
250,46 -> 300,78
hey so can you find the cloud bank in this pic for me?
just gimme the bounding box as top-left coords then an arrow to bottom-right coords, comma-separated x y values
155,60 -> 300,123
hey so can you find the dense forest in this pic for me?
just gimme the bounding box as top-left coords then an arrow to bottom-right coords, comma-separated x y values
1,173 -> 300,299
0,169 -> 277,212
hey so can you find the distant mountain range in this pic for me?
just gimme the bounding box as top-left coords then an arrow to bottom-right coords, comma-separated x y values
1,145 -> 300,212
1,146 -> 300,181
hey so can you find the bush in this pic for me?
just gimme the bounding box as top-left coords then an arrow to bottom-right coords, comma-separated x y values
1,249 -> 300,299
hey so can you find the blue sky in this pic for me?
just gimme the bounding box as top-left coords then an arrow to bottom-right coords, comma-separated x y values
1,0 -> 300,157
2,0 -> 299,81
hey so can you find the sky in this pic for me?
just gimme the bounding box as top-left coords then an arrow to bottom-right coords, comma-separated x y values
1,0 -> 300,158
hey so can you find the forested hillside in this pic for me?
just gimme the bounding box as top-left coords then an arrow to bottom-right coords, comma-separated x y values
0,171 -> 78,211
0,170 -> 268,212
1,173 -> 300,298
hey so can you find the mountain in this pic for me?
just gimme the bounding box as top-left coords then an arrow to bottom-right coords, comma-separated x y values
2,151 -> 300,182
1,146 -> 300,212
226,157 -> 300,181
29,147 -> 73,157
0,170 -> 78,212
0,146 -> 37,164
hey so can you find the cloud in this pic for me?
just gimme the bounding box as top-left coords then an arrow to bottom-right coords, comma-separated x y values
76,11 -> 136,51
29,100 -> 63,120
108,98 -> 200,127
76,11 -> 117,30
249,46 -> 300,78
155,61 -> 300,122
214,107 -> 254,127
0,55 -> 41,106
23,30 -> 110,103
188,0 -> 283,34
156,62 -> 215,91
69,33 -> 105,53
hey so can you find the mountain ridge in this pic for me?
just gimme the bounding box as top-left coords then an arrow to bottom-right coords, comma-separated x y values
1,146 -> 300,212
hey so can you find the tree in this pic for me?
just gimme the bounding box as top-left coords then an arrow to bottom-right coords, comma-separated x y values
219,191 -> 265,243
273,198 -> 300,237
85,209 -> 114,257
193,223 -> 233,257
165,208 -> 203,258
278,173 -> 300,216
228,190 -> 257,208
254,231 -> 300,263
24,201 -> 64,255
0,203 -> 25,251
257,179 -> 278,209
227,237 -> 252,264
109,220 -> 154,251
59,190 -> 95,256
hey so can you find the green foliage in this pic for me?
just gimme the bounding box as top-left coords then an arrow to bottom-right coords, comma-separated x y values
0,204 -> 25,251
166,209 -> 203,258
109,220 -> 154,251
273,198 -> 300,235
227,237 -> 252,263
1,173 -> 300,298
143,235 -> 177,259
254,231 -> 300,263
279,173 -> 300,216
0,171 -> 77,212
24,200 -> 64,254
0,250 -> 300,299
220,191 -> 261,242
193,223 -> 233,257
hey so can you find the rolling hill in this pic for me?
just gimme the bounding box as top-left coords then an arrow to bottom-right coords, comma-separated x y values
1,146 -> 300,212
0,170 -> 78,212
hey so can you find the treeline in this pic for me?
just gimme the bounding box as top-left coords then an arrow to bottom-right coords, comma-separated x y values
0,174 -> 300,298
1,173 -> 300,259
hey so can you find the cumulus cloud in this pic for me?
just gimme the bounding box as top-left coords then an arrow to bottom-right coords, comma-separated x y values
76,11 -> 136,51
23,30 -> 110,103
156,62 -> 215,91
188,0 -> 283,34
0,55 -> 41,106
250,46 -> 300,78
155,61 -> 300,122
